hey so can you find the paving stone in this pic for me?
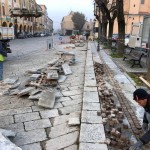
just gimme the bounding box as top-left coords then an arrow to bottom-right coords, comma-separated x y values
29,89 -> 42,96
51,111 -> 81,126
38,90 -> 55,109
20,143 -> 42,150
52,115 -> 71,126
70,94 -> 82,100
32,106 -> 47,112
0,128 -> 16,137
64,145 -> 78,150
68,117 -> 80,126
3,77 -> 18,85
47,58 -> 59,65
46,131 -> 79,150
15,112 -> 40,123
25,119 -> 51,131
62,89 -> 82,96
28,93 -> 41,100
54,102 -> 63,108
59,104 -> 82,115
49,122 -> 79,138
84,87 -> 97,91
0,107 -> 32,117
0,116 -> 14,126
12,129 -> 47,146
47,70 -> 58,80
0,123 -> 24,132
62,63 -> 72,75
30,74 -> 41,81
56,97 -> 72,102
79,143 -> 108,150
82,102 -> 100,111
85,74 -> 96,80
62,99 -> 82,106
58,75 -> 67,83
80,124 -> 105,143
68,85 -> 83,90
40,109 -> 59,119
0,132 -> 22,150
81,111 -> 103,124
84,79 -> 97,87
18,87 -> 35,96
83,92 -> 99,103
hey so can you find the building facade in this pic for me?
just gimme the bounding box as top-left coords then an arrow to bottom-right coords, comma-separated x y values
113,0 -> 150,34
0,0 -> 53,37
61,11 -> 94,36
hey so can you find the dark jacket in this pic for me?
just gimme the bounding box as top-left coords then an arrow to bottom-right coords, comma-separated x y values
140,94 -> 150,144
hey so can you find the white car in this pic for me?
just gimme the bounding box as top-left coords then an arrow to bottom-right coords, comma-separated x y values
40,33 -> 45,37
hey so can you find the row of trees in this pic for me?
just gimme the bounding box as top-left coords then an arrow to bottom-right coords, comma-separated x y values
95,0 -> 150,81
95,0 -> 125,56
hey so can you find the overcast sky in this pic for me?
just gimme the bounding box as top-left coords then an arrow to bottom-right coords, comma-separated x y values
36,0 -> 94,31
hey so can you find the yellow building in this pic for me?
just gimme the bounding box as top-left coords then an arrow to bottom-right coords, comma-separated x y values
0,0 -> 53,37
113,0 -> 150,34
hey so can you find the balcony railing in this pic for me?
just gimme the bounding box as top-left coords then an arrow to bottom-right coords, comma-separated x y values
10,4 -> 43,18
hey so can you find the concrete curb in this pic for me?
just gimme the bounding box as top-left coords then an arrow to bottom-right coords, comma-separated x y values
79,46 -> 108,149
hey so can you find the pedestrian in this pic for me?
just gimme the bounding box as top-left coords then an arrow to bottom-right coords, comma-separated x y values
130,88 -> 150,150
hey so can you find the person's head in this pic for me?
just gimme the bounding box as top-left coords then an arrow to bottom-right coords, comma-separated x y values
133,88 -> 148,107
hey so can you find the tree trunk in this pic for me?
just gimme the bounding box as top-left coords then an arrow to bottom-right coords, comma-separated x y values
116,0 -> 125,56
108,20 -> 114,48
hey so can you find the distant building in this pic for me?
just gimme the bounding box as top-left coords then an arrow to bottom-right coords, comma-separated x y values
61,11 -> 94,35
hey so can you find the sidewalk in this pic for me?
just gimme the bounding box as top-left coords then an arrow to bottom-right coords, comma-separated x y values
0,39 -> 149,150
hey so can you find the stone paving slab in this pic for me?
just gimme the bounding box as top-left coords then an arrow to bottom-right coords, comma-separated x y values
0,123 -> 24,132
49,122 -> 79,138
12,129 -> 47,146
0,116 -> 14,126
40,109 -> 59,119
46,131 -> 79,150
82,102 -> 100,111
62,99 -> 82,106
81,111 -> 102,124
20,143 -> 42,150
80,124 -> 105,143
83,92 -> 99,103
59,104 -> 82,115
14,112 -> 40,123
84,87 -> 97,91
62,89 -> 83,96
79,143 -> 108,150
0,107 -> 32,117
24,119 -> 52,131
64,144 -> 78,150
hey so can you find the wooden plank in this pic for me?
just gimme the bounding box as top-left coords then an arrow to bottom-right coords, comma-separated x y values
139,76 -> 150,88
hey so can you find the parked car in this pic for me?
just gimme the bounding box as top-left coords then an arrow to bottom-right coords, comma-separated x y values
26,32 -> 33,38
33,32 -> 41,37
17,32 -> 27,39
40,33 -> 45,37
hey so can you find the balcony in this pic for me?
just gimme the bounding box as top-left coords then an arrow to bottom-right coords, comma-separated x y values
10,4 -> 43,18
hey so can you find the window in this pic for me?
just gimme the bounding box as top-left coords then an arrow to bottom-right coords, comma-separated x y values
14,0 -> 16,2
2,6 -> 5,15
141,0 -> 145,4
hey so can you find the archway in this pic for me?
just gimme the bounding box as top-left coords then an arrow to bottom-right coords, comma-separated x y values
19,24 -> 22,32
9,23 -> 13,27
24,25 -> 26,32
27,26 -> 29,32
14,24 -> 18,38
30,26 -> 32,33
2,22 -> 7,27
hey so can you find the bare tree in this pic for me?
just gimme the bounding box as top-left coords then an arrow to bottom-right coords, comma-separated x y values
95,0 -> 117,47
72,12 -> 86,34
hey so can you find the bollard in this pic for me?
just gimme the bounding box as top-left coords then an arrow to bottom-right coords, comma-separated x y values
47,38 -> 53,50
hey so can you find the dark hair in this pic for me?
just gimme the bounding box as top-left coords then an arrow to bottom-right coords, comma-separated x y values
133,88 -> 148,100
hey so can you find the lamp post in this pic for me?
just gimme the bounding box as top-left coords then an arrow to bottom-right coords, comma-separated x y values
94,3 -> 101,52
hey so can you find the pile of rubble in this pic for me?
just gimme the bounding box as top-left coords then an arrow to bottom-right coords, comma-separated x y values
94,62 -> 134,149
0,51 -> 75,109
